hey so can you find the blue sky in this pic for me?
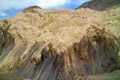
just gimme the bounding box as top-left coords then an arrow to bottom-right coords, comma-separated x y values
0,0 -> 91,19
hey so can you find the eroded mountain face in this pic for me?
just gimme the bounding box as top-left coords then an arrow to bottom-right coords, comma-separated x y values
0,5 -> 120,80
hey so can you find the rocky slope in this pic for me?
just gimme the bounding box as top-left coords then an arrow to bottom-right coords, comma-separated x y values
78,0 -> 120,10
0,4 -> 120,80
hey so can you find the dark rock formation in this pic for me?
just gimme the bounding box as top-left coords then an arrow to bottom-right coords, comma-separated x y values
77,0 -> 120,10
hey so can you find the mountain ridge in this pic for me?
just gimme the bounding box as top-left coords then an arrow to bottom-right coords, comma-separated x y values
77,0 -> 120,10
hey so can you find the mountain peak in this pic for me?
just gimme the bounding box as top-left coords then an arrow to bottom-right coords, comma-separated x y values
23,5 -> 42,12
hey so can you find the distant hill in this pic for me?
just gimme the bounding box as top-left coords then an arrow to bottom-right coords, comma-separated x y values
77,0 -> 120,10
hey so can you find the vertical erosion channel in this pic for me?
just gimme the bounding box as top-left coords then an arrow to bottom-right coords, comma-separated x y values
0,21 -> 120,80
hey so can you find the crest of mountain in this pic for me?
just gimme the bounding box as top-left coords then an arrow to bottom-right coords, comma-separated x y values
23,5 -> 42,12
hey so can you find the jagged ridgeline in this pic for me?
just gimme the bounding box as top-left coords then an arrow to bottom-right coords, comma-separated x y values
0,4 -> 120,80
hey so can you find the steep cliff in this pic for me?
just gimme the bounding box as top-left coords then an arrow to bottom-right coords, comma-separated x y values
0,5 -> 120,80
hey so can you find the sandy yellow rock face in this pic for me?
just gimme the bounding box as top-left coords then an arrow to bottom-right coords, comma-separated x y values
7,8 -> 105,52
0,5 -> 120,80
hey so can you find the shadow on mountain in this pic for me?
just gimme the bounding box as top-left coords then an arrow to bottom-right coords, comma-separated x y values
77,0 -> 120,11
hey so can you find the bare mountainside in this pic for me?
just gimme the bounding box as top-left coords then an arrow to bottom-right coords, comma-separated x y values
78,0 -> 120,10
0,5 -> 120,80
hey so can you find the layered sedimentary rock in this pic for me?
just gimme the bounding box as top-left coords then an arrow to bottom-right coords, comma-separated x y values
0,5 -> 120,80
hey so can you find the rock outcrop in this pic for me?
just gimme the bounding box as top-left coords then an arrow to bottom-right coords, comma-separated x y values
0,4 -> 120,80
